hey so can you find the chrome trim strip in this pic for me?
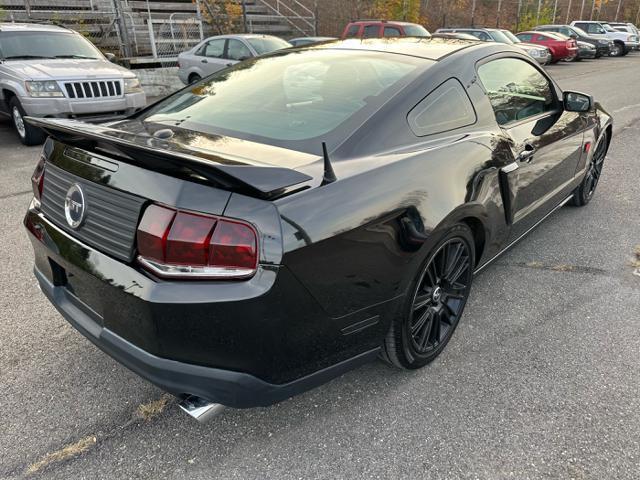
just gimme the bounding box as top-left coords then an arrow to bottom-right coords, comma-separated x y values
474,194 -> 573,275
500,161 -> 519,173
137,256 -> 257,280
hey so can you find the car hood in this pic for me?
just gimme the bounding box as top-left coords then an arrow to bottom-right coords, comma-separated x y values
3,59 -> 134,80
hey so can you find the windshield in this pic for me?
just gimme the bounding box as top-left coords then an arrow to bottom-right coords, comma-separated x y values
140,50 -> 424,152
488,30 -> 514,44
572,26 -> 589,37
246,36 -> 291,55
0,31 -> 102,60
501,30 -> 521,43
403,25 -> 430,37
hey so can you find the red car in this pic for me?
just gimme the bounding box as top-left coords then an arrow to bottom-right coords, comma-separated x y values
341,20 -> 430,39
516,31 -> 578,62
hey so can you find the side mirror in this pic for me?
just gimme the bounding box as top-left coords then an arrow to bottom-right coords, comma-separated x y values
563,91 -> 593,112
104,52 -> 116,62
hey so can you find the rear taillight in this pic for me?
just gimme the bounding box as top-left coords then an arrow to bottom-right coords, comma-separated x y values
31,155 -> 46,206
136,204 -> 258,279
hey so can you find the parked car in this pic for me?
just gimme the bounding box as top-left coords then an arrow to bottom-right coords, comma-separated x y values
516,31 -> 578,62
574,40 -> 597,60
177,34 -> 291,84
0,23 -> 145,145
341,20 -> 430,39
499,29 -> 553,64
608,22 -> 640,48
535,24 -> 612,57
289,36 -> 337,47
570,20 -> 638,55
25,38 -> 612,420
436,28 -> 551,65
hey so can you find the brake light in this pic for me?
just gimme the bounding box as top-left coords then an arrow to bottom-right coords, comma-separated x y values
31,155 -> 46,204
136,204 -> 258,279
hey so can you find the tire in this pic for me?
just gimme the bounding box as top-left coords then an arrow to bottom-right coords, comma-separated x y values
9,97 -> 46,146
188,73 -> 202,84
610,42 -> 624,57
571,131 -> 608,207
381,224 -> 475,369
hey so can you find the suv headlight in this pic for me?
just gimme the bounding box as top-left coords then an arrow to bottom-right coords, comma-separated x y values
124,77 -> 143,94
25,81 -> 64,98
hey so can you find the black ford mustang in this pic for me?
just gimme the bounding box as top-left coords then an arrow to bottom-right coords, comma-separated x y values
25,38 -> 612,420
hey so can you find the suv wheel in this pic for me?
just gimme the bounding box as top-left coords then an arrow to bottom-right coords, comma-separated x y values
9,97 -> 46,146
610,42 -> 624,57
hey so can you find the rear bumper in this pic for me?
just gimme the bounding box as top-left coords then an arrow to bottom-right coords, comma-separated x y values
35,268 -> 377,408
25,207 -> 385,407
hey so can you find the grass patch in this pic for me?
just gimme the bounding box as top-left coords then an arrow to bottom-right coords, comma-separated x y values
137,394 -> 172,421
26,436 -> 97,475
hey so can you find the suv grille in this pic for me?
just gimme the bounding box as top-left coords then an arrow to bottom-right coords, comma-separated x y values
41,163 -> 145,262
64,80 -> 122,99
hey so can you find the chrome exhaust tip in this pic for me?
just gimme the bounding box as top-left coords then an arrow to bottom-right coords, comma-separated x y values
178,395 -> 226,423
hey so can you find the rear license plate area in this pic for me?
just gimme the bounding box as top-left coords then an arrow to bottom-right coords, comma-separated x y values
49,258 -> 105,324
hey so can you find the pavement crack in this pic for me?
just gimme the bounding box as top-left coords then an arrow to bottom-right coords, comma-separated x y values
25,436 -> 97,476
504,261 -> 608,276
0,189 -> 32,200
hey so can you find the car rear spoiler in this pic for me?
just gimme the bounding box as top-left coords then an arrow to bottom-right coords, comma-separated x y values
25,117 -> 314,200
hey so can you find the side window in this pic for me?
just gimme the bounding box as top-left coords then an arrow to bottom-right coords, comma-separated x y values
226,39 -> 252,61
561,27 -> 572,36
517,33 -> 533,42
478,58 -> 555,126
408,78 -> 476,136
575,23 -> 588,32
345,24 -> 360,38
198,39 -> 226,58
470,31 -> 491,41
384,27 -> 401,37
363,25 -> 380,38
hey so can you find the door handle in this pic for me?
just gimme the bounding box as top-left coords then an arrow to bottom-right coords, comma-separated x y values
201,59 -> 208,63
517,144 -> 536,163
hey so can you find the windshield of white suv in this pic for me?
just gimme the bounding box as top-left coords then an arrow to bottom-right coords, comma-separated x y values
0,31 -> 102,60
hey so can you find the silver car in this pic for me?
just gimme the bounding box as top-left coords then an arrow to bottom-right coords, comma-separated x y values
0,23 -> 146,145
177,34 -> 291,85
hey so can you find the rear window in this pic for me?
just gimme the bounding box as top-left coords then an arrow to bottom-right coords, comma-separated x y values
141,50 -> 425,152
246,36 -> 291,55
403,25 -> 430,37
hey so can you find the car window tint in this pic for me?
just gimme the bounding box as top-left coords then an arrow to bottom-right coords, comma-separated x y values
384,27 -> 401,37
143,50 -> 422,146
517,33 -> 533,42
226,39 -> 252,61
469,31 -> 491,41
363,25 -> 380,38
478,58 -> 554,126
346,25 -> 360,38
200,39 -> 225,58
408,78 -> 476,136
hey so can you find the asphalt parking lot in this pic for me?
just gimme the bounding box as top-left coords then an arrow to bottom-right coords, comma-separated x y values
1,56 -> 640,479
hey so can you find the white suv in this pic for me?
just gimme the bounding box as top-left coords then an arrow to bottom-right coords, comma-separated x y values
571,20 -> 639,56
0,23 -> 146,145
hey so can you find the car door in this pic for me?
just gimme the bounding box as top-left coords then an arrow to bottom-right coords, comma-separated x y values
226,38 -> 253,63
363,24 -> 382,38
477,56 -> 586,240
197,38 -> 229,75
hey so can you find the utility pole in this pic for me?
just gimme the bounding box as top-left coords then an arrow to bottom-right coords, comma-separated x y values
590,0 -> 596,20
614,0 -> 623,21
496,0 -> 503,28
241,0 -> 248,33
553,0 -> 559,22
516,0 -> 522,33
536,0 -> 542,24
566,0 -> 573,23
471,0 -> 476,27
579,0 -> 586,18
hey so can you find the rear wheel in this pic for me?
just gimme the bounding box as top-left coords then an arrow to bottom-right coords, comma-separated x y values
382,224 -> 475,369
571,132 -> 608,207
9,97 -> 46,146
188,73 -> 202,84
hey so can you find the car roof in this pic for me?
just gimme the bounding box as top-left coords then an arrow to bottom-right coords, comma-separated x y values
348,20 -> 422,26
303,37 -> 491,61
0,22 -> 72,33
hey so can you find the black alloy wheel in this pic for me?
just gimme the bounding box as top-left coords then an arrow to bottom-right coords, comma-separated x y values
571,132 -> 608,206
382,224 -> 475,369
